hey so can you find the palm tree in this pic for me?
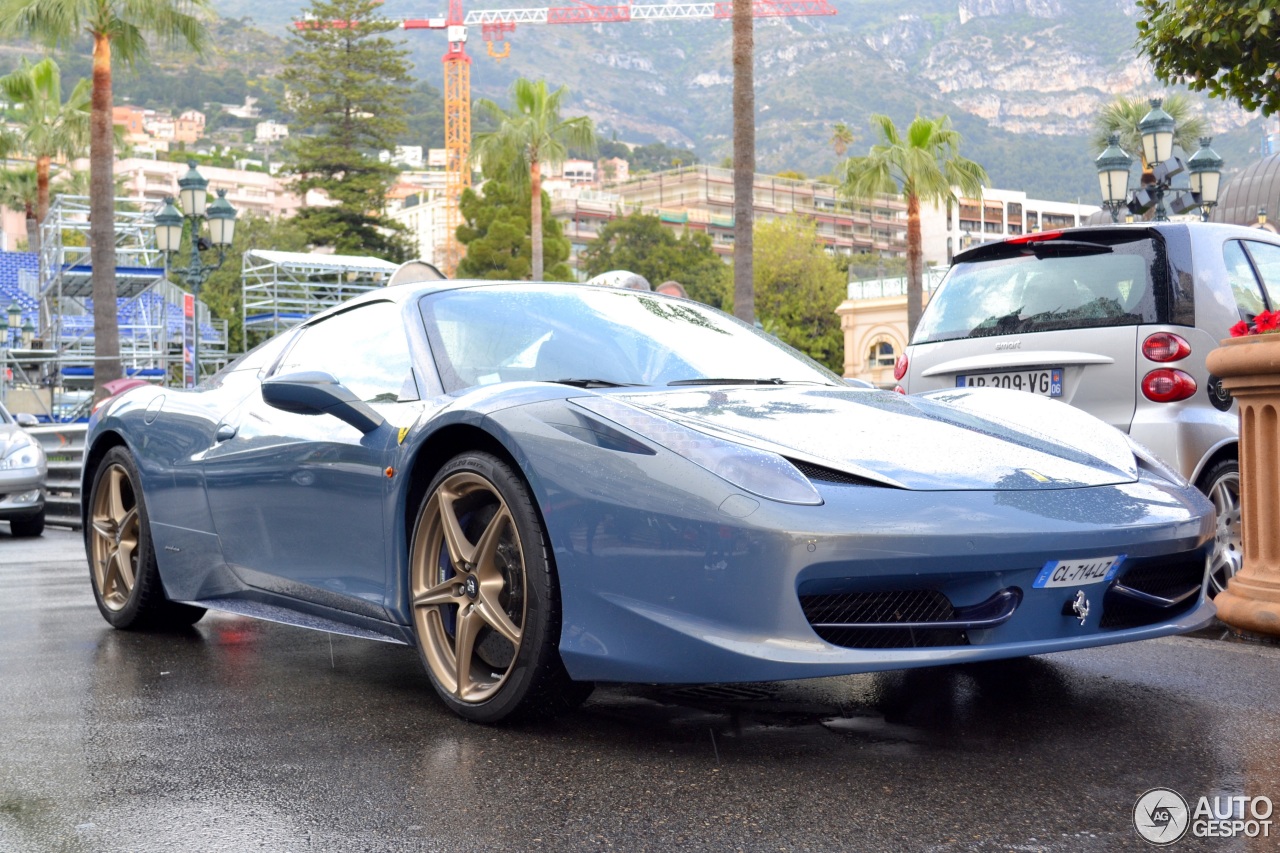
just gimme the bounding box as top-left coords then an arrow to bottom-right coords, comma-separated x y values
731,0 -> 754,324
472,79 -> 595,281
2,0 -> 208,401
0,124 -> 17,160
841,114 -> 988,337
1091,93 -> 1206,173
830,121 -> 855,158
0,57 -> 90,249
0,168 -> 41,251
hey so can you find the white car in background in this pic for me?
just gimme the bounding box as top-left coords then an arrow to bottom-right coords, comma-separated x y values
899,223 -> 1280,597
0,401 -> 46,537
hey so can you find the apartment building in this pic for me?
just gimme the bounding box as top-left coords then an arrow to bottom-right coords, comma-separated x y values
114,158 -> 303,219
112,106 -> 206,147
919,187 -> 1100,265
255,120 -> 290,144
546,159 -> 597,185
550,165 -> 908,271
600,157 -> 629,184
111,105 -> 148,142
390,191 -> 449,268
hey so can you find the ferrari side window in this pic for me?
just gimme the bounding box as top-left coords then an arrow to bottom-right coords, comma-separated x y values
275,301 -> 418,403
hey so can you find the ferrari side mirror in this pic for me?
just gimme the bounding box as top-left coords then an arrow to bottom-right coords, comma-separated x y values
262,371 -> 385,434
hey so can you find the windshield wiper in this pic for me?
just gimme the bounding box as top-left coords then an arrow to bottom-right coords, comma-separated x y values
668,377 -> 809,386
550,378 -> 641,388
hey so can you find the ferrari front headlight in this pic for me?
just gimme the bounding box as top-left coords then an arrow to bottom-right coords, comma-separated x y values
572,396 -> 822,505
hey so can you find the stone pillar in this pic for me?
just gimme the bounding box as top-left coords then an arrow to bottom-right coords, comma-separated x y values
1205,335 -> 1280,635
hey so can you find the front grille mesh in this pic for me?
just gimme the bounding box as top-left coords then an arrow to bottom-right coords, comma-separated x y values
799,589 -> 969,649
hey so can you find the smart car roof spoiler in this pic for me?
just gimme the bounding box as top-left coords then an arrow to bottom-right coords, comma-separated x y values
954,226 -> 1157,264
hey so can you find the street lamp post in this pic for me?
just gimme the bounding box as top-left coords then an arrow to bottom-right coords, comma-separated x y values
1187,137 -> 1224,222
5,301 -> 20,349
1094,98 -> 1216,222
153,162 -> 238,386
1095,133 -> 1134,223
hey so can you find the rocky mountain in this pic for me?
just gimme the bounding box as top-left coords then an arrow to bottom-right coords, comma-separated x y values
114,1 -> 1280,199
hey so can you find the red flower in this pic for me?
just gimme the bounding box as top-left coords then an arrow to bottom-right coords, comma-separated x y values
1256,310 -> 1280,334
1230,320 -> 1252,338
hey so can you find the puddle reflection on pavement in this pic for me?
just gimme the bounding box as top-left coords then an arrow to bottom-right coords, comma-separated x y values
3,545 -> 1277,853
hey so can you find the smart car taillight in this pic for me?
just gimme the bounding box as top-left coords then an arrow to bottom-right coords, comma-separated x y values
1142,369 -> 1197,403
1142,332 -> 1191,362
893,353 -> 908,381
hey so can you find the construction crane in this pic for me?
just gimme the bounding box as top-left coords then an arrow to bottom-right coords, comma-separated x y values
302,0 -> 837,274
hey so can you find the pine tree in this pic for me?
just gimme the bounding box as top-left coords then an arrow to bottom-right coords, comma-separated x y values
282,0 -> 414,258
456,177 -> 573,282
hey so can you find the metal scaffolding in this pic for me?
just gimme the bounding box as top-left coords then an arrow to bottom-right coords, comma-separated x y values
241,249 -> 401,344
0,195 -> 227,420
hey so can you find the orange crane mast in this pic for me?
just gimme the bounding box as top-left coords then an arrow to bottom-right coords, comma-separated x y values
303,0 -> 837,274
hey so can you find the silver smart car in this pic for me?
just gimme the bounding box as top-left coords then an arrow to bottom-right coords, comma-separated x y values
899,222 -> 1280,596
0,400 -> 46,537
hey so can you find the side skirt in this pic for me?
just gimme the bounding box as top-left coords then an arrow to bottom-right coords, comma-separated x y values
185,594 -> 414,645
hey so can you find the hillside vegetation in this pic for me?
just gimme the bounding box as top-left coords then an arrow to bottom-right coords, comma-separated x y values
4,0 -> 1269,202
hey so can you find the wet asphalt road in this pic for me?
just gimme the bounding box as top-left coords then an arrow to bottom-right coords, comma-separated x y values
2,527 -> 1278,853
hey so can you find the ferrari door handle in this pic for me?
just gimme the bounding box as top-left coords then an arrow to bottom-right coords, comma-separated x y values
215,424 -> 238,442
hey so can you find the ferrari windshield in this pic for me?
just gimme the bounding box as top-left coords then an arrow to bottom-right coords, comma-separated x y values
419,284 -> 842,392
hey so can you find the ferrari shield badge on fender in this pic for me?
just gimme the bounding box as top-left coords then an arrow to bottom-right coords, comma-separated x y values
398,426 -> 409,445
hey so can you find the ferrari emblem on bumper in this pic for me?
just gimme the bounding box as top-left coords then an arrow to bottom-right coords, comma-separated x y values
1069,590 -> 1090,625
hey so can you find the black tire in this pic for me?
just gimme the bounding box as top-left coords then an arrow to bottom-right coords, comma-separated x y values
1196,458 -> 1241,598
9,509 -> 44,538
85,446 -> 206,630
408,451 -> 591,723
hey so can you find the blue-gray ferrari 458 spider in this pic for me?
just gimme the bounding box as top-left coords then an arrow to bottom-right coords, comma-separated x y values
82,279 -> 1216,722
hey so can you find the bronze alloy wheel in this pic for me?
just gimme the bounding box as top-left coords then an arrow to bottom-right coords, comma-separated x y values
85,446 -> 205,630
408,452 -> 591,722
411,468 -> 528,705
89,462 -> 142,612
1205,464 -> 1242,596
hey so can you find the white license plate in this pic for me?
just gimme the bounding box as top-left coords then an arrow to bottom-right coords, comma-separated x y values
1033,555 -> 1125,589
956,368 -> 1063,397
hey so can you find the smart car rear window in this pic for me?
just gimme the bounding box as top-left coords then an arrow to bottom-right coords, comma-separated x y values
913,235 -> 1160,344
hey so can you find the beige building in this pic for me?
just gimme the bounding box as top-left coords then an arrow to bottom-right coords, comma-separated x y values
600,157 -> 629,184
390,191 -> 450,267
112,106 -> 206,147
836,270 -> 948,387
550,165 -> 909,273
0,207 -> 29,252
255,120 -> 289,145
114,158 -> 304,219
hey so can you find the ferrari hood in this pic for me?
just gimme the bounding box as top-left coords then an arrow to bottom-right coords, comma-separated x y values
613,385 -> 1139,491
